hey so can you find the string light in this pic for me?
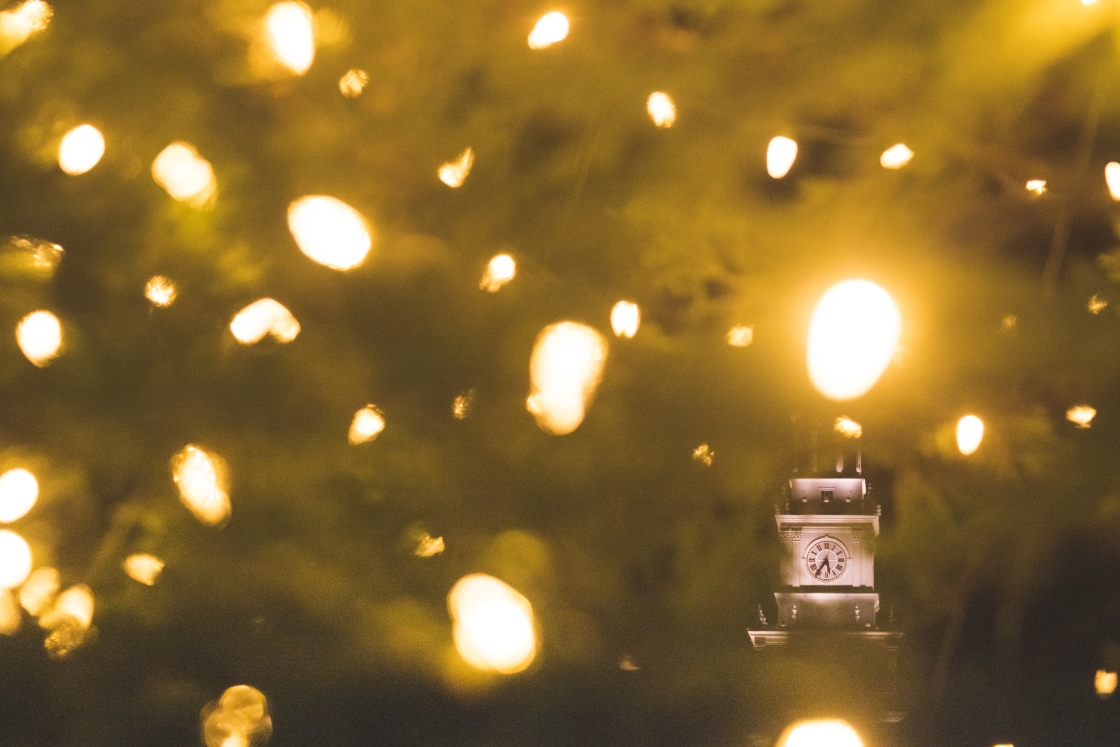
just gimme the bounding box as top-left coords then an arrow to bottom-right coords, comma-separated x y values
348,405 -> 386,444
610,301 -> 640,338
19,566 -> 58,616
1088,294 -> 1107,314
767,136 -> 798,178
452,390 -> 475,420
1095,670 -> 1117,697
527,322 -> 608,435
57,124 -> 105,175
438,147 -> 475,188
152,142 -> 217,207
0,468 -> 38,523
646,92 -> 676,128
807,279 -> 901,400
171,445 -> 231,526
0,590 -> 19,635
414,533 -> 445,557
40,584 -> 94,657
264,1 -> 315,75
834,417 -> 862,438
287,195 -> 373,271
956,415 -> 984,455
230,298 -> 301,345
692,443 -> 713,465
0,530 -> 32,590
726,325 -> 754,347
528,11 -> 568,49
778,720 -> 863,747
1066,405 -> 1096,428
16,310 -> 62,366
448,574 -> 536,673
1105,162 -> 1120,200
123,554 -> 165,585
339,68 -> 369,97
880,143 -> 914,169
480,253 -> 516,292
1025,179 -> 1046,196
202,685 -> 273,747
0,0 -> 52,54
144,275 -> 178,307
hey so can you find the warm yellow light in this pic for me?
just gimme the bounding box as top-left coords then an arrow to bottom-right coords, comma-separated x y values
145,275 -> 178,307
834,417 -> 862,439
439,147 -> 475,188
480,253 -> 516,292
1106,163 -> 1120,200
767,136 -> 798,178
0,590 -> 19,635
339,68 -> 369,97
448,573 -> 536,673
287,195 -> 373,271
40,583 -> 94,657
1067,405 -> 1096,428
264,1 -> 315,75
0,468 -> 37,523
527,322 -> 608,435
1089,294 -> 1107,314
1001,314 -> 1017,332
1025,179 -> 1046,196
1095,669 -> 1117,696
230,298 -> 301,345
19,566 -> 58,616
692,443 -> 713,465
807,279 -> 902,400
778,719 -> 864,747
646,92 -> 676,128
171,445 -> 231,526
16,310 -> 62,367
0,530 -> 32,590
348,405 -> 385,445
727,325 -> 754,347
202,685 -> 273,747
414,533 -> 445,557
123,554 -> 165,585
610,301 -> 640,338
0,0 -> 52,54
880,143 -> 914,169
152,142 -> 217,207
528,11 -> 568,49
58,124 -> 105,176
452,390 -> 475,420
956,415 -> 984,455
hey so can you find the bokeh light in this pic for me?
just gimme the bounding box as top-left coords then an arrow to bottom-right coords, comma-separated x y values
202,685 -> 273,747
834,417 -> 862,439
264,1 -> 315,74
767,136 -> 798,178
348,405 -> 386,445
144,275 -> 178,307
19,566 -> 58,616
646,92 -> 676,128
0,0 -> 52,54
452,390 -> 475,420
40,584 -> 94,657
1025,179 -> 1046,196
58,124 -> 105,175
1066,405 -> 1096,428
0,468 -> 38,523
230,298 -> 301,345
527,322 -> 608,435
0,530 -> 32,590
16,310 -> 62,366
528,11 -> 568,49
956,415 -> 984,455
610,301 -> 640,338
288,195 -> 373,271
152,142 -> 217,207
339,68 -> 369,97
171,445 -> 231,526
480,253 -> 516,292
448,574 -> 536,674
0,589 -> 19,635
807,279 -> 901,400
778,719 -> 864,747
692,443 -> 713,465
1106,162 -> 1120,200
414,533 -> 445,557
1096,669 -> 1117,697
123,554 -> 165,585
880,143 -> 914,169
439,147 -> 474,188
727,325 -> 754,347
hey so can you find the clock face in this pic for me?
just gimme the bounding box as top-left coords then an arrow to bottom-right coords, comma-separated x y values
805,537 -> 849,582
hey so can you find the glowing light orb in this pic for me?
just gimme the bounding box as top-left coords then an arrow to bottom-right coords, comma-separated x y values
16,310 -> 62,366
19,566 -> 58,615
145,275 -> 178,307
778,719 -> 864,747
646,92 -> 676,128
807,279 -> 901,401
287,195 -> 373,271
414,533 -> 445,557
0,468 -> 37,523
202,685 -> 272,747
452,390 -> 475,420
880,143 -> 914,169
692,443 -> 713,465
1025,179 -> 1046,196
230,298 -> 300,345
0,530 -> 32,590
0,590 -> 19,635
348,405 -> 385,444
480,253 -> 516,292
339,68 -> 369,97
528,11 -> 568,49
527,322 -> 608,435
1096,669 -> 1117,697
264,1 -> 314,74
727,325 -> 754,347
58,124 -> 105,175
767,136 -> 798,178
1067,405 -> 1096,428
610,301 -> 640,338
171,445 -> 230,526
123,554 -> 165,585
40,583 -> 94,657
834,417 -> 862,439
1106,163 -> 1120,201
0,0 -> 52,53
448,574 -> 536,673
1089,294 -> 1107,314
152,142 -> 217,207
439,147 -> 475,188
956,415 -> 984,455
